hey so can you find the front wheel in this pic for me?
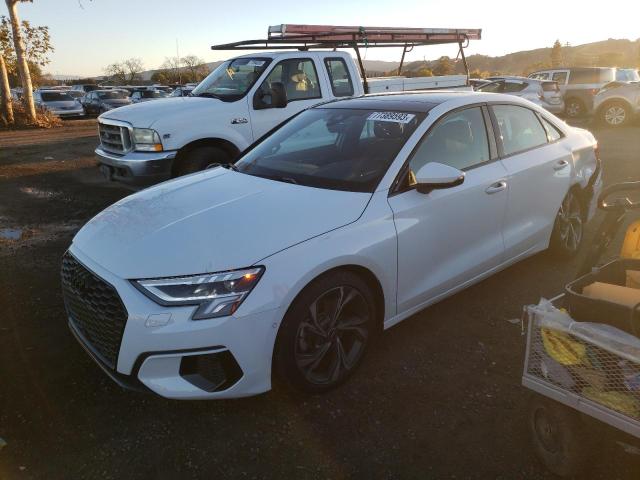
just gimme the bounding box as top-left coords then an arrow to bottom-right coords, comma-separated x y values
601,101 -> 630,127
174,146 -> 231,177
274,271 -> 376,393
550,189 -> 584,258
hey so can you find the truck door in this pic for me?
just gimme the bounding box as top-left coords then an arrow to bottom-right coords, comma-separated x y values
249,58 -> 324,140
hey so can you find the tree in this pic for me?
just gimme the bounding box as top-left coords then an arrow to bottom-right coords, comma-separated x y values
122,57 -> 143,83
433,56 -> 454,76
160,56 -> 181,84
551,39 -> 562,67
5,0 -> 36,122
104,58 -> 144,84
181,55 -> 208,83
0,54 -> 12,125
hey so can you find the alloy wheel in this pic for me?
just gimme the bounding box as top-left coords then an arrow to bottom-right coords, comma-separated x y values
556,193 -> 583,253
294,285 -> 370,385
565,101 -> 582,118
604,105 -> 626,126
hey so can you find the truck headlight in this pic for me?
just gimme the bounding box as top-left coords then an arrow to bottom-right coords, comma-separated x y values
134,267 -> 264,319
132,128 -> 163,152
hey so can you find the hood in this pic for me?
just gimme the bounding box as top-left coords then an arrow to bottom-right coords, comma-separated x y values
100,97 -> 220,128
72,169 -> 371,279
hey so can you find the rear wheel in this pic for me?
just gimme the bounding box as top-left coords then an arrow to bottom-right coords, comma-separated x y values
565,98 -> 585,118
601,101 -> 630,127
550,189 -> 584,258
529,395 -> 593,477
274,271 -> 376,393
174,146 -> 231,177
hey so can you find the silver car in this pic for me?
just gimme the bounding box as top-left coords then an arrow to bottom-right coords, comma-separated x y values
593,81 -> 640,127
476,76 -> 564,114
34,90 -> 85,118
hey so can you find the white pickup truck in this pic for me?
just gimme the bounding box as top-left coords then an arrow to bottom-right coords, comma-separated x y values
96,26 -> 478,186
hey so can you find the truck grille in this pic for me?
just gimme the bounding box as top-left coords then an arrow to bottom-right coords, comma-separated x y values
61,252 -> 128,369
99,121 -> 132,153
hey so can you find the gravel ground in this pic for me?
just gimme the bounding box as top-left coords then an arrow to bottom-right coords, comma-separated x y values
1,118 -> 639,479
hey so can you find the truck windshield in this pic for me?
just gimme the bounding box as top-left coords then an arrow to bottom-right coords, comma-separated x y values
191,57 -> 271,101
235,108 -> 425,193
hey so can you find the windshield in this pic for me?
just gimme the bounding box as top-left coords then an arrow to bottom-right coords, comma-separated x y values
97,91 -> 128,100
41,91 -> 75,102
191,57 -> 271,101
616,69 -> 640,82
235,108 -> 425,193
141,90 -> 168,98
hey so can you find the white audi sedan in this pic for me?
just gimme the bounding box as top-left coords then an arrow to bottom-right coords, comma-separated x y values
63,92 -> 602,399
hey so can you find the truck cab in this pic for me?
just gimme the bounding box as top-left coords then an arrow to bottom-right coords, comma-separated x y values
96,51 -> 362,186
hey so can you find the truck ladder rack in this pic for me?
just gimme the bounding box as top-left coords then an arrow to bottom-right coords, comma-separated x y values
211,24 -> 481,92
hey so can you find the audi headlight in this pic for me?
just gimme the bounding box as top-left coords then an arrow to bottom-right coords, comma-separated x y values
132,128 -> 163,152
134,267 -> 264,320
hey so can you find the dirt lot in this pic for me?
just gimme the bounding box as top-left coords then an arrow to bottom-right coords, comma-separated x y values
1,118 -> 639,479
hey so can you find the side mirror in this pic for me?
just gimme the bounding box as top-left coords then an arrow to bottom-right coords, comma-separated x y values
253,82 -> 288,110
415,162 -> 465,194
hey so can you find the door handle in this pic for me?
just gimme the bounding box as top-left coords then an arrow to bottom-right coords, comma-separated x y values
485,181 -> 507,194
554,159 -> 570,171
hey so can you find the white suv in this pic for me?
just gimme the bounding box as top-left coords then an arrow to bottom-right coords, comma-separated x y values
64,92 -> 601,399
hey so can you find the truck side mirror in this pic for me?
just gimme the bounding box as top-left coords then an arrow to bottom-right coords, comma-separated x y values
253,82 -> 288,110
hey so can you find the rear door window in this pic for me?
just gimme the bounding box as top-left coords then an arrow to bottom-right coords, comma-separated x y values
504,81 -> 528,93
492,104 -> 548,156
551,72 -> 568,84
324,58 -> 354,97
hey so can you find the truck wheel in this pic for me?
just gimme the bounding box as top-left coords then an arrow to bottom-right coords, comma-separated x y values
565,98 -> 585,118
550,189 -> 584,258
274,270 -> 376,394
175,146 -> 231,177
529,395 -> 593,477
601,101 -> 629,127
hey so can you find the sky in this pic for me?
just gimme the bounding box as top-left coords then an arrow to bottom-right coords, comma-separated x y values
1,0 -> 639,77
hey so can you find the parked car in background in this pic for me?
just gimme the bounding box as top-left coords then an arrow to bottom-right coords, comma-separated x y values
170,86 -> 194,97
528,67 -> 616,118
71,84 -> 101,95
34,89 -> 85,118
615,68 -> 640,82
66,91 -> 601,399
469,78 -> 491,90
476,76 -> 564,114
593,81 -> 640,127
130,89 -> 169,103
151,85 -> 173,94
67,90 -> 86,100
82,89 -> 132,114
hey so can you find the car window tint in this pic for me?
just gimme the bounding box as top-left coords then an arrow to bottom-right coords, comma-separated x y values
504,81 -> 527,93
478,81 -> 503,93
409,107 -> 490,173
258,58 -> 321,102
325,58 -> 354,97
492,105 -> 548,155
552,72 -> 568,84
539,116 -> 562,142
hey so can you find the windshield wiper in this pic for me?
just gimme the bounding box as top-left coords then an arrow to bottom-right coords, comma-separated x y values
195,92 -> 222,99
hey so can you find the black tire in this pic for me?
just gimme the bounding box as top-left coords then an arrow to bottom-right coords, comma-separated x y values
600,101 -> 630,128
274,270 -> 377,394
565,98 -> 585,118
174,146 -> 231,177
550,189 -> 584,258
529,395 -> 593,477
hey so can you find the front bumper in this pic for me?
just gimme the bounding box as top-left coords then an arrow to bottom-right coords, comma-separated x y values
52,108 -> 85,118
541,101 -> 565,115
96,147 -> 176,187
66,247 -> 282,399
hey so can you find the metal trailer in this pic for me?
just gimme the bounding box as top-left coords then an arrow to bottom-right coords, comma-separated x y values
522,181 -> 640,477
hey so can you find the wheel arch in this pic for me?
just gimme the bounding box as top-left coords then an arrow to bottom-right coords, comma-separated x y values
172,138 -> 241,176
595,96 -> 633,115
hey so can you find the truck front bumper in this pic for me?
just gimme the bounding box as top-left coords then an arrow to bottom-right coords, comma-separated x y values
96,147 -> 176,187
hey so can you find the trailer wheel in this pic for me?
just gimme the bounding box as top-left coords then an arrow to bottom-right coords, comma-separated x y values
529,395 -> 592,477
175,146 -> 231,177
